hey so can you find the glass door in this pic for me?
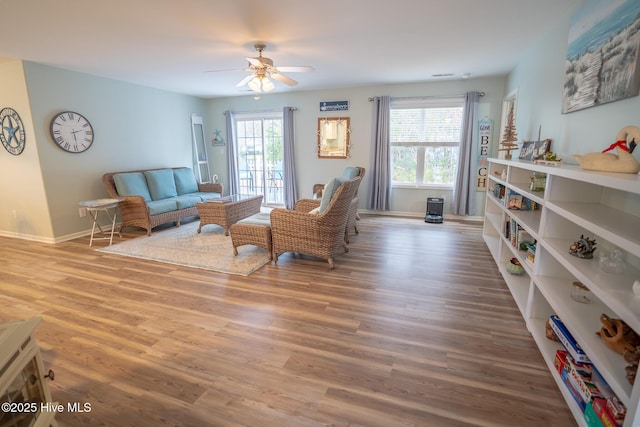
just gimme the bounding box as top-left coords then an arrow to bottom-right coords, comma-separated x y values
235,113 -> 284,205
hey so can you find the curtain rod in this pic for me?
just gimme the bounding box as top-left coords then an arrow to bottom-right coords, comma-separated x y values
224,107 -> 297,115
368,92 -> 485,101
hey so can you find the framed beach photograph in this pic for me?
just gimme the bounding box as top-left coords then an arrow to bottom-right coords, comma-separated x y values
519,139 -> 551,161
562,0 -> 640,113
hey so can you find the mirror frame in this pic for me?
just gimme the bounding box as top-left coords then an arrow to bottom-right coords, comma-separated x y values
317,117 -> 350,158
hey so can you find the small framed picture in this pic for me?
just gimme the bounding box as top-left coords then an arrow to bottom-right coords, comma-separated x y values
519,139 -> 551,160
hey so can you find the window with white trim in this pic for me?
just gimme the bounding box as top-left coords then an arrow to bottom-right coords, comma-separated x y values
390,97 -> 464,187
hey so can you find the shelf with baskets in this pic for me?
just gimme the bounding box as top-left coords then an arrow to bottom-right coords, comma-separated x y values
483,158 -> 640,427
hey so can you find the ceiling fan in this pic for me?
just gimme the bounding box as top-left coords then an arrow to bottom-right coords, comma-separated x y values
208,43 -> 314,93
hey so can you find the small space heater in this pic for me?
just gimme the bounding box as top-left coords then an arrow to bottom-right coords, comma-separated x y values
425,197 -> 444,223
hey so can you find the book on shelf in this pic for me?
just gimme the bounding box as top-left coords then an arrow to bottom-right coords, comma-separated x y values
507,193 -> 523,210
505,189 -> 538,211
549,315 -> 590,363
517,229 -> 534,250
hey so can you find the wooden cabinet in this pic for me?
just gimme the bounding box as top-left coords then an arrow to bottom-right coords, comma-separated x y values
483,158 -> 640,427
0,318 -> 57,427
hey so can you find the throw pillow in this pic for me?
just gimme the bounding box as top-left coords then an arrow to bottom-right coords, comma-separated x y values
144,169 -> 178,201
319,177 -> 344,213
173,168 -> 199,195
308,207 -> 320,215
341,166 -> 360,180
113,172 -> 152,202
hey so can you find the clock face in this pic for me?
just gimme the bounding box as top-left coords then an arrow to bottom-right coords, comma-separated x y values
0,107 -> 26,156
50,111 -> 94,153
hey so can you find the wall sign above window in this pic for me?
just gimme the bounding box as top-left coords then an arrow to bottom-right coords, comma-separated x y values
320,101 -> 349,112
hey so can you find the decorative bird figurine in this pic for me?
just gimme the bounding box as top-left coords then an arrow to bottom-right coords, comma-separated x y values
573,125 -> 640,174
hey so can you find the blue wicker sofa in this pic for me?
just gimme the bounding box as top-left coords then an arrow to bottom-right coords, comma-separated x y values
102,167 -> 223,235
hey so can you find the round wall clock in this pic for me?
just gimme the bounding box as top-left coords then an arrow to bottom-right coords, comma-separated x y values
50,111 -> 94,153
0,107 -> 26,156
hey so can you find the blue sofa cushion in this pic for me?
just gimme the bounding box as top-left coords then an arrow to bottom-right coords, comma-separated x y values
173,168 -> 199,195
147,199 -> 178,216
319,177 -> 344,213
113,172 -> 152,202
192,192 -> 222,201
144,169 -> 178,201
173,195 -> 201,210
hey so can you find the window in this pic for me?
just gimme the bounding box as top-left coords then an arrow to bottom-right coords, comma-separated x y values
390,97 -> 464,187
235,112 -> 284,205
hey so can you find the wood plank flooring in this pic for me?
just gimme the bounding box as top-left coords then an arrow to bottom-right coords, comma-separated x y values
0,215 -> 577,427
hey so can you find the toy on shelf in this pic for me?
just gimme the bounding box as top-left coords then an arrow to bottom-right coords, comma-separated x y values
498,103 -> 518,160
595,313 -> 640,384
573,125 -> 640,174
534,151 -> 563,166
506,257 -> 525,275
569,235 -> 597,259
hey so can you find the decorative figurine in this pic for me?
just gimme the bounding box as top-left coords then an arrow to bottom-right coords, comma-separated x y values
625,346 -> 639,384
498,103 -> 518,160
573,125 -> 640,174
595,313 -> 640,385
596,313 -> 640,354
569,235 -> 597,259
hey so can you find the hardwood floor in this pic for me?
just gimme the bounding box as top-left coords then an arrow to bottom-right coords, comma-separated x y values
0,215 -> 576,427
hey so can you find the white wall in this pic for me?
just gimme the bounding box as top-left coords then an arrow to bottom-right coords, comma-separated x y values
0,60 -> 54,240
206,76 -> 507,217
507,14 -> 640,163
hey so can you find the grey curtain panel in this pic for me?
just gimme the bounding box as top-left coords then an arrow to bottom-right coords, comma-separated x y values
224,110 -> 239,195
452,91 -> 480,215
366,95 -> 391,211
282,107 -> 298,210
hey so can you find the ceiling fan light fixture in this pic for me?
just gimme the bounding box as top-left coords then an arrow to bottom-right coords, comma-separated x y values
248,75 -> 275,93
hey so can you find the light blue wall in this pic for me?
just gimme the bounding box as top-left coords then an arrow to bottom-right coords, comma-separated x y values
205,76 -> 507,218
0,62 -> 208,241
507,11 -> 640,163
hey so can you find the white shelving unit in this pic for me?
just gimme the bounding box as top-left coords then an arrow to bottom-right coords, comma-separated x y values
483,158 -> 640,427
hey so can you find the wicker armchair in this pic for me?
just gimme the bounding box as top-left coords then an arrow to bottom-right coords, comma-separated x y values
313,167 -> 365,241
271,177 -> 360,269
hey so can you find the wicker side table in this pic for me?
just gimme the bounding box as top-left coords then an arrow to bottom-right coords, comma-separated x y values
230,213 -> 272,260
196,194 -> 263,236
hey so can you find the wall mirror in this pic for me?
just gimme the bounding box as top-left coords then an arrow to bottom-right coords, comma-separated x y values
191,114 -> 211,183
317,117 -> 350,158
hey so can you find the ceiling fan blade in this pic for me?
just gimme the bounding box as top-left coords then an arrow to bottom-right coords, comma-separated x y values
274,66 -> 315,73
236,74 -> 255,87
246,57 -> 264,67
270,72 -> 298,86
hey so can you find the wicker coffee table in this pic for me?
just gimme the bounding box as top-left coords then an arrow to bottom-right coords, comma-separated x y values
196,194 -> 263,235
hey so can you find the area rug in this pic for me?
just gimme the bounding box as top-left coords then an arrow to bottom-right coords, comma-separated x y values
97,222 -> 270,276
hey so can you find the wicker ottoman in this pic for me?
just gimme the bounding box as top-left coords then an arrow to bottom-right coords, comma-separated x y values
230,212 -> 272,260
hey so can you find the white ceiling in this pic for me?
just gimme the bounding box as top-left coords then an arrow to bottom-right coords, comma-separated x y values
0,0 -> 583,98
